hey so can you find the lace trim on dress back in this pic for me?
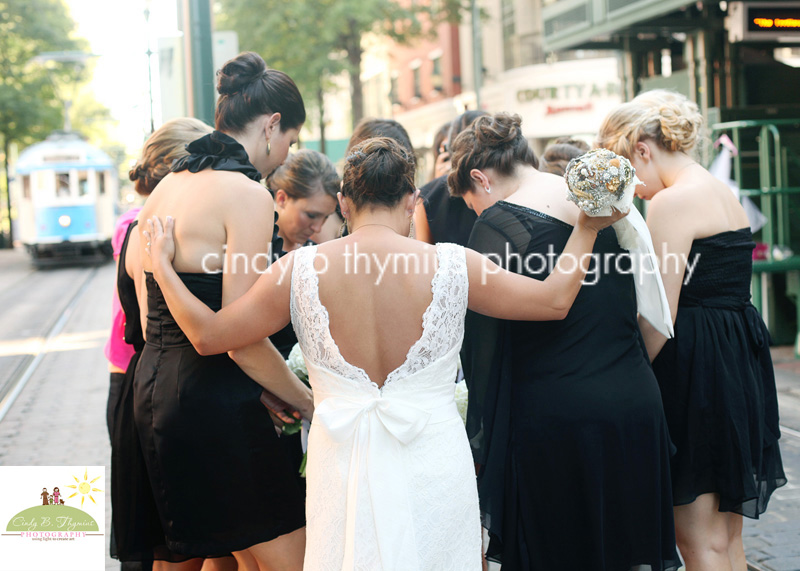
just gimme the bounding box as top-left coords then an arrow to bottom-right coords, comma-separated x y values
290,243 -> 468,392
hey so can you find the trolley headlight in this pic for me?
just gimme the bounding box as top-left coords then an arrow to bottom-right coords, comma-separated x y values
58,215 -> 71,228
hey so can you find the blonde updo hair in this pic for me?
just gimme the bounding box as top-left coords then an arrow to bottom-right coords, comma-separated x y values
596,89 -> 704,158
128,118 -> 212,195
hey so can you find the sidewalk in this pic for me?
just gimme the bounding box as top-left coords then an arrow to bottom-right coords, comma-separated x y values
743,346 -> 800,571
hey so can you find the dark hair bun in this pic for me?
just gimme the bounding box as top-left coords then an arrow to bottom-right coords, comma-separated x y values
473,113 -> 522,146
216,52 -> 267,96
447,112 -> 539,197
214,52 -> 306,132
342,137 -> 416,209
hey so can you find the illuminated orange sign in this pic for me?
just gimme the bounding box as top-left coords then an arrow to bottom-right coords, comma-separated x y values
753,17 -> 800,28
776,17 -> 800,27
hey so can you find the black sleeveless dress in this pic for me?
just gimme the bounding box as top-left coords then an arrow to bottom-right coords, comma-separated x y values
111,220 -> 168,564
463,201 -> 680,571
132,132 -> 306,557
652,228 -> 786,517
419,174 -> 477,245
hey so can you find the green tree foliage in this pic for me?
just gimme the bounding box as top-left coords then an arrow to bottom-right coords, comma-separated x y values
0,1 -> 117,245
217,0 -> 464,141
0,0 -> 88,245
217,0 -> 344,150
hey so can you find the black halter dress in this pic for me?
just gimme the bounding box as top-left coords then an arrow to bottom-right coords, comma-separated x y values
133,132 -> 306,557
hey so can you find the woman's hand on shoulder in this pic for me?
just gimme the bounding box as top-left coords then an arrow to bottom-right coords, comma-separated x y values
143,216 -> 176,276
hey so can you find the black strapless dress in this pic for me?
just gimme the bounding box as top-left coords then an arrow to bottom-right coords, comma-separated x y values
134,272 -> 305,556
463,202 -> 680,571
652,228 -> 787,517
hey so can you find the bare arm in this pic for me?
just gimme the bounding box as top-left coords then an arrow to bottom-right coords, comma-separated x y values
638,191 -> 695,361
413,200 -> 433,244
229,343 -> 310,422
218,189 -> 312,419
146,213 -> 313,419
466,211 -> 625,320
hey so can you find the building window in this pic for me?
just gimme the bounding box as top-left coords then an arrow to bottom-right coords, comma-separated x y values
390,76 -> 399,104
502,0 -> 516,70
413,67 -> 422,99
431,56 -> 443,91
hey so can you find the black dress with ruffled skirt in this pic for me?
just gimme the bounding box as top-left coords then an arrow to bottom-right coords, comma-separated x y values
132,132 -> 306,558
463,201 -> 680,571
652,228 -> 786,517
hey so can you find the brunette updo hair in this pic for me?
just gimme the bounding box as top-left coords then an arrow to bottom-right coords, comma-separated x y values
266,149 -> 340,200
347,118 -> 416,165
539,142 -> 588,176
596,89 -> 704,158
448,112 -> 539,197
128,117 -> 212,195
341,137 -> 416,210
447,110 -> 489,149
215,52 -> 305,133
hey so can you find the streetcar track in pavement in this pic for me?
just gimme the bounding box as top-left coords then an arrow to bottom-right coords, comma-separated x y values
0,270 -> 38,311
780,424 -> 800,440
0,266 -> 98,424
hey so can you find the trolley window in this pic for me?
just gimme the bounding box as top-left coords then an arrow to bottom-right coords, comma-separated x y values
78,171 -> 90,197
97,172 -> 106,195
56,172 -> 71,198
22,175 -> 31,199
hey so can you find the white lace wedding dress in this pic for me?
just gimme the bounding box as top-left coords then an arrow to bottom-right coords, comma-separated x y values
290,243 -> 482,571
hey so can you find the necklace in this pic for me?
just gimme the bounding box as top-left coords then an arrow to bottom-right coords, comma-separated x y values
350,223 -> 398,234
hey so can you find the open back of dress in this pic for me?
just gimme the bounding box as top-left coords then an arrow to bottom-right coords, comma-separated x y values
290,243 -> 481,570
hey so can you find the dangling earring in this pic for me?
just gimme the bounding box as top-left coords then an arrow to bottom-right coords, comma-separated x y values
266,141 -> 271,156
339,218 -> 349,238
408,217 -> 416,239
485,186 -> 492,194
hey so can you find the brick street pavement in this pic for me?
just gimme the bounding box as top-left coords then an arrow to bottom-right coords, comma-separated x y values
0,261 -> 116,570
0,256 -> 798,570
743,347 -> 800,571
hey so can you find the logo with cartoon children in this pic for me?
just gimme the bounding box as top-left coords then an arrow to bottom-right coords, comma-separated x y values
6,469 -> 101,534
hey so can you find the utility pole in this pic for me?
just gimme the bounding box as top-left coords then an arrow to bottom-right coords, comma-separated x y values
183,0 -> 215,125
471,0 -> 483,109
144,2 -> 155,133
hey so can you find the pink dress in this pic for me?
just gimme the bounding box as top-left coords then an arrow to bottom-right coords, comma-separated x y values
104,208 -> 141,370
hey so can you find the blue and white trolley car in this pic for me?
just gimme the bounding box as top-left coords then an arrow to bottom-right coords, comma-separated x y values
13,131 -> 117,263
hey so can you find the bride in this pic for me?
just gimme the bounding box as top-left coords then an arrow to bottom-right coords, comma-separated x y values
145,136 -> 624,570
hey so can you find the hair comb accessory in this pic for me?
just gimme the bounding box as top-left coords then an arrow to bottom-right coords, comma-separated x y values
346,150 -> 367,164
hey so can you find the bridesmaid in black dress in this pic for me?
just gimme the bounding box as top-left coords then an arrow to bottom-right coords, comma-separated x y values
133,52 -> 313,570
598,89 -> 786,571
264,149 -> 340,485
449,113 -> 680,570
110,118 -> 213,570
414,111 -> 487,246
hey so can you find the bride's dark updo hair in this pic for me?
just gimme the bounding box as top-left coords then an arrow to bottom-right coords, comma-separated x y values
215,52 -> 305,133
341,137 -> 416,210
448,112 -> 538,197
